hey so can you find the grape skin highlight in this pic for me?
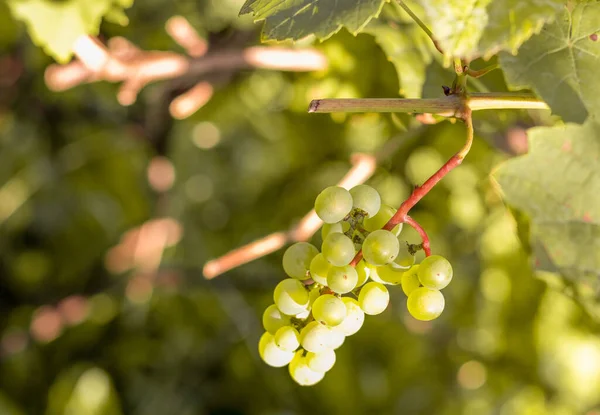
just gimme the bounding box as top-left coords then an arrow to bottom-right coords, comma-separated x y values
314,186 -> 353,224
358,282 -> 390,315
418,255 -> 453,290
282,242 -> 319,280
274,279 -> 310,315
362,230 -> 400,266
322,232 -> 356,266
309,253 -> 330,286
300,321 -> 333,353
401,265 -> 421,296
312,294 -> 347,326
262,304 -> 291,334
349,184 -> 381,217
338,297 -> 365,336
327,265 -> 359,294
259,332 -> 295,367
407,287 -> 445,321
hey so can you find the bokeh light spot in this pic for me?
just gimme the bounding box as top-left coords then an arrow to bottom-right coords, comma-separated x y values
457,360 -> 487,390
192,121 -> 221,149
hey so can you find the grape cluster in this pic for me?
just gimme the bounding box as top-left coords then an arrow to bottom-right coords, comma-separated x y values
259,185 -> 453,385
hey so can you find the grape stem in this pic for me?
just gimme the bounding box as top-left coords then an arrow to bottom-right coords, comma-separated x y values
393,1 -> 444,55
308,93 -> 549,115
349,108 -> 474,267
387,108 -> 473,226
404,216 -> 431,257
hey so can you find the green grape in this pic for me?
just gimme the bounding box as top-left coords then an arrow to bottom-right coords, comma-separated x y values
274,326 -> 300,352
377,264 -> 404,285
407,287 -> 445,321
355,260 -> 369,287
328,327 -> 345,349
362,230 -> 400,266
418,255 -> 453,290
349,184 -> 381,217
262,304 -> 291,334
282,242 -> 319,280
308,285 -> 321,308
363,204 -> 402,236
289,351 -> 325,386
358,282 -> 390,315
401,265 -> 421,296
327,265 -> 359,294
321,221 -> 350,240
311,294 -> 347,326
338,297 -> 365,336
314,186 -> 353,224
274,279 -> 310,315
309,253 -> 330,286
258,332 -> 294,367
300,321 -> 333,353
306,349 -> 336,372
364,263 -> 385,284
391,241 -> 415,270
322,232 -> 356,266
295,310 -> 310,319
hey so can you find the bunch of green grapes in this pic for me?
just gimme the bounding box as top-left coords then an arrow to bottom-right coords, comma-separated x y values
258,185 -> 453,385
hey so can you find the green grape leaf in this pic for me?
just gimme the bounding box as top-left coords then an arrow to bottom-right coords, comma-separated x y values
8,0 -> 132,63
477,0 -> 564,58
494,120 -> 600,289
363,20 -> 432,98
499,2 -> 600,123
239,0 -> 388,41
417,0 -> 563,61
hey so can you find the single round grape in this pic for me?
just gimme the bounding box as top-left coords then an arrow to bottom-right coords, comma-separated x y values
362,230 -> 400,266
322,233 -> 355,266
306,349 -> 336,372
363,204 -> 402,236
355,260 -> 369,288
289,351 -> 325,386
401,265 -> 421,296
309,253 -> 330,286
327,327 -> 345,349
392,241 -> 415,270
258,332 -> 294,367
349,185 -> 381,217
418,255 -> 453,290
407,287 -> 445,321
274,279 -> 310,315
262,304 -> 291,334
321,221 -> 350,240
358,282 -> 390,315
274,326 -> 300,352
327,265 -> 359,294
338,297 -> 365,336
312,294 -> 347,326
282,242 -> 319,280
377,264 -> 404,285
314,186 -> 353,224
300,321 -> 333,353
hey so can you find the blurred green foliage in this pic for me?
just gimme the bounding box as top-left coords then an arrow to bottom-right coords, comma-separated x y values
1,1 -> 599,415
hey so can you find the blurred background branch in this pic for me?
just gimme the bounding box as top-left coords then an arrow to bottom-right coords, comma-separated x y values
203,153 -> 377,279
44,16 -> 327,118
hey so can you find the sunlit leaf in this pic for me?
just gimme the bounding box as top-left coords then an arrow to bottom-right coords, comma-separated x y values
494,120 -> 600,288
499,2 -> 600,123
417,0 -> 563,61
239,0 -> 388,41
